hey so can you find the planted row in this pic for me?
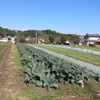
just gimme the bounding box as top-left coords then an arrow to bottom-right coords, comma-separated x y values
16,43 -> 99,91
45,44 -> 100,56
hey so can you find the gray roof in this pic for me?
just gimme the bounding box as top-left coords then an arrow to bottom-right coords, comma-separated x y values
85,33 -> 100,37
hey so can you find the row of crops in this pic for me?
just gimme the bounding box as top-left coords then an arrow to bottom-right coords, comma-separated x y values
71,45 -> 100,52
16,43 -> 100,91
44,44 -> 100,56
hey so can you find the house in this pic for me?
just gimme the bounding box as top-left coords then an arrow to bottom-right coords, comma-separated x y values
74,34 -> 100,46
78,35 -> 85,45
0,36 -> 16,43
74,35 -> 85,45
11,36 -> 16,43
25,37 -> 36,43
0,36 -> 8,42
65,40 -> 71,45
38,38 -> 45,44
84,33 -> 100,45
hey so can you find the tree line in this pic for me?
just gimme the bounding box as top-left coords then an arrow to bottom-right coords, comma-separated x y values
0,26 -> 16,37
0,26 -> 79,44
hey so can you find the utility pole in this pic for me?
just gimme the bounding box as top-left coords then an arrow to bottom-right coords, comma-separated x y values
4,30 -> 6,37
36,30 -> 38,43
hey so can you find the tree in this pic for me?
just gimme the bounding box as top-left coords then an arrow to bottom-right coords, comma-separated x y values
68,34 -> 79,43
49,36 -> 54,43
19,35 -> 25,43
60,35 -> 66,44
16,33 -> 25,43
0,27 -> 4,37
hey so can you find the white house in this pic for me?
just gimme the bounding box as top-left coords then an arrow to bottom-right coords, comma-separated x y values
84,33 -> 100,45
38,38 -> 45,44
0,37 -> 8,42
0,36 -> 16,43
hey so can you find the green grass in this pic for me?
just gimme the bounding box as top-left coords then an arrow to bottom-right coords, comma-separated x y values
70,45 -> 100,52
0,43 -> 4,48
0,45 -> 9,60
33,44 -> 100,66
57,87 -> 87,97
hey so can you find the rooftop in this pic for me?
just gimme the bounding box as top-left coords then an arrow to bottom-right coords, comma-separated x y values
85,33 -> 100,37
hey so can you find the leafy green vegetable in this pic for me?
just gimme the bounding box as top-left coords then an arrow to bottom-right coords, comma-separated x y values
16,43 -> 98,91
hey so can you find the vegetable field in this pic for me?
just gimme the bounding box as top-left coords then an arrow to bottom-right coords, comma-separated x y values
1,43 -> 100,100
17,43 -> 100,91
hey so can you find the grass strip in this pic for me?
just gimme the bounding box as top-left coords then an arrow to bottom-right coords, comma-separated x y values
0,43 -> 4,47
0,45 -> 9,60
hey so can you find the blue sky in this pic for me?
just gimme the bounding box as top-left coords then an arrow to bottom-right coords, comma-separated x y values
0,0 -> 100,35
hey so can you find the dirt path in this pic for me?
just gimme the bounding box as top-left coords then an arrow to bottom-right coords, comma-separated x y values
0,43 -> 11,99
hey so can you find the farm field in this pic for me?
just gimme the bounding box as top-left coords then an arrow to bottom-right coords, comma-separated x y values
33,44 -> 100,66
0,43 -> 100,100
70,45 -> 100,52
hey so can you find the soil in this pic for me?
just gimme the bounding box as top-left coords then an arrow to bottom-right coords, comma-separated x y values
0,43 -> 11,99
